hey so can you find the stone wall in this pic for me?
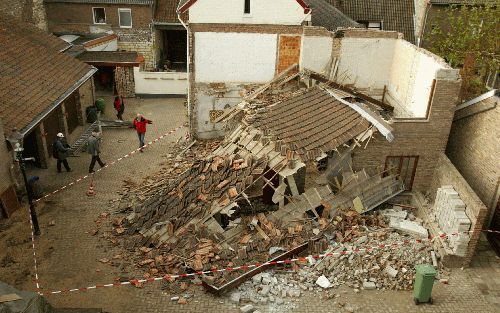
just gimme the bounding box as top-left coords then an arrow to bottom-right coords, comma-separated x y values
428,153 -> 489,266
446,102 -> 500,211
118,39 -> 155,70
0,0 -> 47,30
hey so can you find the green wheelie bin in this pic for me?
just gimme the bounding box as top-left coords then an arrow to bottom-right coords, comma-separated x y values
95,98 -> 106,113
413,264 -> 437,305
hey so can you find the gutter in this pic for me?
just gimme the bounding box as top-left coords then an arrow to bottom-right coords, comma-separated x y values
20,67 -> 98,136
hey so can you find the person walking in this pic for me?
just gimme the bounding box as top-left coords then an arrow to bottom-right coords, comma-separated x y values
53,133 -> 72,173
113,95 -> 125,121
133,114 -> 152,152
87,131 -> 106,173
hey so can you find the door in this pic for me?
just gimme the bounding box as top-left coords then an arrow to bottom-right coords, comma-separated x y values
65,92 -> 79,133
384,156 -> 419,191
487,198 -> 500,255
277,35 -> 301,74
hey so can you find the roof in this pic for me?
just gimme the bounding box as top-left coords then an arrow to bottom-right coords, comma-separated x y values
0,14 -> 95,135
430,0 -> 497,4
454,89 -> 498,121
77,51 -> 144,66
44,0 -> 153,4
154,0 -> 187,24
328,0 -> 416,43
307,0 -> 361,31
253,87 -> 371,161
178,0 -> 311,14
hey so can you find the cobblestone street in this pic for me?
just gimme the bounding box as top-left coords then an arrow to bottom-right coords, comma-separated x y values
0,97 -> 498,313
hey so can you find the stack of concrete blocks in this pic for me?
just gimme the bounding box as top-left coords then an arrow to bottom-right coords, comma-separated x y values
434,186 -> 471,256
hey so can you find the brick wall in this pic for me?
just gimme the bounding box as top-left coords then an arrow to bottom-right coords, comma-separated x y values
446,103 -> 500,210
428,153 -> 489,266
45,3 -> 152,32
352,78 -> 461,193
46,3 -> 154,68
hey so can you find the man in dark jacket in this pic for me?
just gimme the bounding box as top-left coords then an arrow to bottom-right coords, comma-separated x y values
133,114 -> 152,152
54,133 -> 72,173
87,131 -> 106,173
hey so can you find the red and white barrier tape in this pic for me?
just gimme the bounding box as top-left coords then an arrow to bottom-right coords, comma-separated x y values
34,124 -> 186,203
38,231 -> 482,296
28,211 -> 42,295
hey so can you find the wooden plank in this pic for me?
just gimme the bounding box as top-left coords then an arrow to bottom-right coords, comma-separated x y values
202,240 -> 314,295
286,175 -> 300,197
309,72 -> 394,111
0,293 -> 22,303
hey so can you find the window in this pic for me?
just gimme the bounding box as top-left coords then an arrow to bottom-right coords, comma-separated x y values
244,0 -> 251,14
384,156 -> 419,191
357,20 -> 382,30
93,7 -> 106,24
118,8 -> 132,28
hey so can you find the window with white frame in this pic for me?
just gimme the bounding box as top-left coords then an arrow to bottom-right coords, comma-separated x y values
118,8 -> 132,28
93,7 -> 106,24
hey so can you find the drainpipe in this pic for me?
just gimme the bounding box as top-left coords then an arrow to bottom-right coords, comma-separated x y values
178,13 -> 191,133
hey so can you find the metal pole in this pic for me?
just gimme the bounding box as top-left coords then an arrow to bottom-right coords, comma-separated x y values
17,151 -> 41,236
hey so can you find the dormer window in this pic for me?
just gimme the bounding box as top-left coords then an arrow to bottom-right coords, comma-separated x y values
244,0 -> 251,14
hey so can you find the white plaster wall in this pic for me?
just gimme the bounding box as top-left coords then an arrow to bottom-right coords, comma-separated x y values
188,0 -> 309,25
134,67 -> 188,95
388,40 -> 443,117
300,35 -> 333,74
336,37 -> 396,90
196,86 -> 244,139
195,32 -> 278,83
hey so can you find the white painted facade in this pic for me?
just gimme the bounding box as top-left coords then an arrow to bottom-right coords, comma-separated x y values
188,0 -> 310,25
336,37 -> 396,91
194,32 -> 278,83
300,35 -> 333,74
134,67 -> 188,95
388,40 -> 446,118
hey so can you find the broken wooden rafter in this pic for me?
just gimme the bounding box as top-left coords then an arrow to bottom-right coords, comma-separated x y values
308,71 -> 394,112
202,240 -> 313,295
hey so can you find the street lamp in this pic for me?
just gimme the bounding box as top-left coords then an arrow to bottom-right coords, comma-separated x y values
14,142 -> 41,236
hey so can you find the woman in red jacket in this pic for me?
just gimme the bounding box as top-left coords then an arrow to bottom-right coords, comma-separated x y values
133,114 -> 152,152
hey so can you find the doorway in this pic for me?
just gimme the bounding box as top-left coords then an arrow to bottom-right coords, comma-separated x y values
94,66 -> 116,95
159,29 -> 187,72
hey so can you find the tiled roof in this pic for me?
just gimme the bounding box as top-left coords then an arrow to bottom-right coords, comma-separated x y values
430,0 -> 497,4
254,87 -> 371,160
327,0 -> 416,43
44,0 -> 153,4
154,0 -> 186,23
307,0 -> 361,31
0,14 -> 94,135
77,51 -> 142,65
